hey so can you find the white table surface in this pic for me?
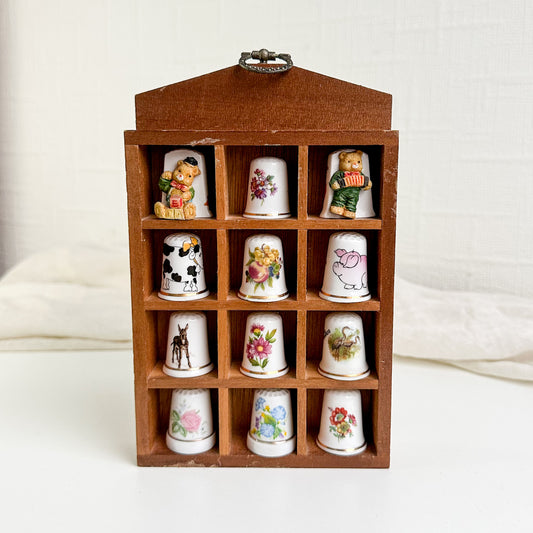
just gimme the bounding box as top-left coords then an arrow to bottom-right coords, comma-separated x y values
0,350 -> 531,532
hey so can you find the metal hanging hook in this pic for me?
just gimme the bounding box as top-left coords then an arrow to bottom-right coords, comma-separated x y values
239,49 -> 293,73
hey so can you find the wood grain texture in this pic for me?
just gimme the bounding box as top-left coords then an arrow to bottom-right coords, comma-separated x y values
135,66 -> 392,132
126,69 -> 397,468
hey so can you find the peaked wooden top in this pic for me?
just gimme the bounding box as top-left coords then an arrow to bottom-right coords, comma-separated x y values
135,66 -> 392,132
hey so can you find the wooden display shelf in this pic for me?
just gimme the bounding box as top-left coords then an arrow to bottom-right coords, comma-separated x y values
126,63 -> 397,468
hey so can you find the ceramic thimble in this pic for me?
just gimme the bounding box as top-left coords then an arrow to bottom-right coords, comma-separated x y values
159,233 -> 209,301
316,389 -> 366,456
243,157 -> 290,218
163,312 -> 214,378
319,232 -> 370,302
154,149 -> 213,219
247,389 -> 295,457
240,312 -> 288,378
166,388 -> 216,454
318,312 -> 369,380
238,234 -> 288,302
320,149 -> 375,219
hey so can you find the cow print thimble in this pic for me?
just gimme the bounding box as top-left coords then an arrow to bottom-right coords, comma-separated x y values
319,232 -> 371,303
159,233 -> 209,301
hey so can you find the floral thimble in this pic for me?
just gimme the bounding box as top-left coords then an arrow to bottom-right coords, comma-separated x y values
316,389 -> 366,456
166,388 -> 216,454
319,149 -> 375,219
238,234 -> 288,302
163,312 -> 214,378
319,232 -> 371,303
240,312 -> 288,379
247,389 -> 295,457
159,233 -> 209,301
243,157 -> 290,218
318,312 -> 369,380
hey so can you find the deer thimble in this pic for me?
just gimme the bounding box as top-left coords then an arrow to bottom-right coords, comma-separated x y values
166,389 -> 216,455
319,312 -> 369,380
238,234 -> 289,302
163,312 -> 214,378
319,232 -> 371,303
159,233 -> 209,301
247,389 -> 295,457
316,389 -> 367,456
243,157 -> 291,218
240,312 -> 288,379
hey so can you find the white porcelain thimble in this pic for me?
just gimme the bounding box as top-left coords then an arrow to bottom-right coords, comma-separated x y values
316,389 -> 366,456
318,312 -> 369,380
163,312 -> 214,378
319,149 -> 375,219
240,312 -> 288,379
319,232 -> 370,302
243,157 -> 290,218
166,388 -> 216,454
247,389 -> 295,457
238,234 -> 288,302
159,233 -> 209,301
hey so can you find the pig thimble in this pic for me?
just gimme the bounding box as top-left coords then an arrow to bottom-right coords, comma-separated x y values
319,232 -> 370,302
159,233 -> 209,301
316,389 -> 367,456
243,157 -> 291,218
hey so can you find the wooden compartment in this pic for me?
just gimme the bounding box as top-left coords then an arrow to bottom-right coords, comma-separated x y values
125,63 -> 397,468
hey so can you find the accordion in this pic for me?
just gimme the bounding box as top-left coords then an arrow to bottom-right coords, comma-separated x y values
338,171 -> 365,188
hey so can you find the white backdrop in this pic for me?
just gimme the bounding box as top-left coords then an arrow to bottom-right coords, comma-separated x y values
1,0 -> 532,296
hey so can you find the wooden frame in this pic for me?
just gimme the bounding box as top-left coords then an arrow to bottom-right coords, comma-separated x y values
125,66 -> 398,468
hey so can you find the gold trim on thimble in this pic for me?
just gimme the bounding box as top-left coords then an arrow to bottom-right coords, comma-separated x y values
316,437 -> 367,454
248,432 -> 295,445
167,431 -> 216,443
237,290 -> 289,300
159,288 -> 209,298
164,361 -> 213,372
317,365 -> 370,379
318,290 -> 371,300
240,365 -> 289,376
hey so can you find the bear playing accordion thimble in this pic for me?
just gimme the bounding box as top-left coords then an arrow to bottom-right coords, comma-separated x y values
320,149 -> 376,219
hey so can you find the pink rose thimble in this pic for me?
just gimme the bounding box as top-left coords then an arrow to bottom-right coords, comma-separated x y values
159,233 -> 209,301
163,312 -> 214,378
240,312 -> 288,379
316,389 -> 366,456
318,312 -> 369,380
238,234 -> 288,302
166,388 -> 215,454
247,389 -> 295,457
243,157 -> 290,218
319,232 -> 371,303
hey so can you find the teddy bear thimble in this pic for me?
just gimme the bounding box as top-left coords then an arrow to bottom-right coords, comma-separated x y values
163,312 -> 214,378
247,389 -> 295,457
238,234 -> 289,302
166,388 -> 216,455
319,232 -> 371,303
240,312 -> 288,378
316,389 -> 367,456
243,157 -> 291,218
320,149 -> 375,219
319,312 -> 369,380
159,233 -> 209,301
